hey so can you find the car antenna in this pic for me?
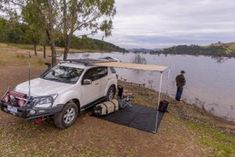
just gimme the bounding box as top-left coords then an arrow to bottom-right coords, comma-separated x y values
28,51 -> 31,98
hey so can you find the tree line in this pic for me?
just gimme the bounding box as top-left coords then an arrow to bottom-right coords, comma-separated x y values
0,17 -> 126,57
148,45 -> 235,58
0,0 -> 118,66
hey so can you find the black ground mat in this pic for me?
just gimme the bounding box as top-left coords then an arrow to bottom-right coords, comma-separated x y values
92,104 -> 165,133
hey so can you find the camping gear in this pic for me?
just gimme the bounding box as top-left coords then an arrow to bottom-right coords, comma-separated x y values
119,97 -> 133,109
92,104 -> 165,133
94,61 -> 169,133
119,92 -> 134,109
117,85 -> 134,109
93,99 -> 119,116
158,100 -> 169,113
117,85 -> 124,99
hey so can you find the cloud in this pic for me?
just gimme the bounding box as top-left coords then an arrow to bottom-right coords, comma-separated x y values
91,0 -> 235,49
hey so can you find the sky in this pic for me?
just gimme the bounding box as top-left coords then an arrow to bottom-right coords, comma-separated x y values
91,0 -> 235,49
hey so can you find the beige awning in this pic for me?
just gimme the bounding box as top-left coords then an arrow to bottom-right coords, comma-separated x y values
95,61 -> 169,133
94,62 -> 168,72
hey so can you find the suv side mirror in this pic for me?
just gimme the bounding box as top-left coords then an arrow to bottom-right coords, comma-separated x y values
83,79 -> 92,85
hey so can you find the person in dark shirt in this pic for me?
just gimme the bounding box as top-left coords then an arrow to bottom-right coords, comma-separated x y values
175,70 -> 186,101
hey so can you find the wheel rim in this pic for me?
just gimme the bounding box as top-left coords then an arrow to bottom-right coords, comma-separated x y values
63,107 -> 76,124
108,89 -> 114,101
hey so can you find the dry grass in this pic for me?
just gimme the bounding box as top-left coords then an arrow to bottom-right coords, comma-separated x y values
121,81 -> 235,157
0,43 -> 48,68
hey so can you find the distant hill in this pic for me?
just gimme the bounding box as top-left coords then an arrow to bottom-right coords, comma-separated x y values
0,17 -> 127,53
130,41 -> 235,58
55,35 -> 127,52
129,48 -> 161,53
142,42 -> 235,58
129,48 -> 154,53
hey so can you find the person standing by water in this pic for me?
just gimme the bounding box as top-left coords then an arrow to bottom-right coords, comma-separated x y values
175,71 -> 186,101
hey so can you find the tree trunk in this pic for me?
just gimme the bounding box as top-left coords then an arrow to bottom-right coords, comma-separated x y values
63,24 -> 74,61
46,0 -> 57,67
34,43 -> 37,56
46,30 -> 57,67
43,44 -> 46,58
63,45 -> 68,61
63,37 -> 71,61
62,0 -> 68,61
50,42 -> 56,67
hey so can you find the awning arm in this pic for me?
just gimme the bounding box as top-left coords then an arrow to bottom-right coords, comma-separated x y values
154,71 -> 164,133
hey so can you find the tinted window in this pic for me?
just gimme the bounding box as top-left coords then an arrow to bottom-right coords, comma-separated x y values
83,67 -> 108,82
96,67 -> 108,78
82,68 -> 97,81
110,67 -> 116,73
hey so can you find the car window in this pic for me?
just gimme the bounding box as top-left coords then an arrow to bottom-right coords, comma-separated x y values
82,67 -> 108,82
96,67 -> 108,78
82,68 -> 97,81
110,67 -> 116,73
41,65 -> 83,84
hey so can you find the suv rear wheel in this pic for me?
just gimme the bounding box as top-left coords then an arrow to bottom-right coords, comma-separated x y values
107,86 -> 116,101
54,102 -> 79,129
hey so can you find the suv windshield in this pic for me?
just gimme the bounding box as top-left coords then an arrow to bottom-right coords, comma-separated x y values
41,65 -> 84,84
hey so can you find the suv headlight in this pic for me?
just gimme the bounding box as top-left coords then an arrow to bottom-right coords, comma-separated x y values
33,94 -> 58,108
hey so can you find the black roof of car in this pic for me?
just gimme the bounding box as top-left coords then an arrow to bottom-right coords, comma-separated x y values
61,58 -> 117,66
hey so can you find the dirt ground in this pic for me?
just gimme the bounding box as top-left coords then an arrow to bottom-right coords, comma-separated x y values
0,43 -> 234,157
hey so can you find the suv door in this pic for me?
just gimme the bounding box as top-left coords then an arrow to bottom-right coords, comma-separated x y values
96,67 -> 109,96
80,67 -> 105,106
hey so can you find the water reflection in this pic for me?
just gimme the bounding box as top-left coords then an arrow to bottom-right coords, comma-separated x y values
132,54 -> 147,64
210,56 -> 229,63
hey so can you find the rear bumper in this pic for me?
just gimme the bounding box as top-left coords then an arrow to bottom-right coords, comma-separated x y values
0,101 -> 63,120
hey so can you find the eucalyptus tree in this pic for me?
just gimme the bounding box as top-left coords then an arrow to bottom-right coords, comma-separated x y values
60,0 -> 116,60
0,0 -> 116,66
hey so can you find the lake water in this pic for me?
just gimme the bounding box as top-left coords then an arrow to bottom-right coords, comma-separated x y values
68,52 -> 235,122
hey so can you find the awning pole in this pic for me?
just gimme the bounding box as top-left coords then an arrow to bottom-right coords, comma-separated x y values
154,72 -> 163,133
157,72 -> 163,108
166,69 -> 171,96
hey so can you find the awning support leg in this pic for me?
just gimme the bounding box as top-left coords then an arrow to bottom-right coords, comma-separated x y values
157,72 -> 163,108
153,72 -> 163,133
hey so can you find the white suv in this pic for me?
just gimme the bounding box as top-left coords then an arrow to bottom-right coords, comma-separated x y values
0,59 -> 117,128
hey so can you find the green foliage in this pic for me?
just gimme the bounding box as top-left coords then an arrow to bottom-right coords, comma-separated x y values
0,17 -> 36,45
57,35 -> 126,52
0,17 -> 126,52
1,0 -> 117,61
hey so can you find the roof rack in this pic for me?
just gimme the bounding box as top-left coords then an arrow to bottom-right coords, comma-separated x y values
60,58 -> 114,66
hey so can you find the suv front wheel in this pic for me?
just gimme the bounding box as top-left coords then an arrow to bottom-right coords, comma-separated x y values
54,102 -> 79,129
